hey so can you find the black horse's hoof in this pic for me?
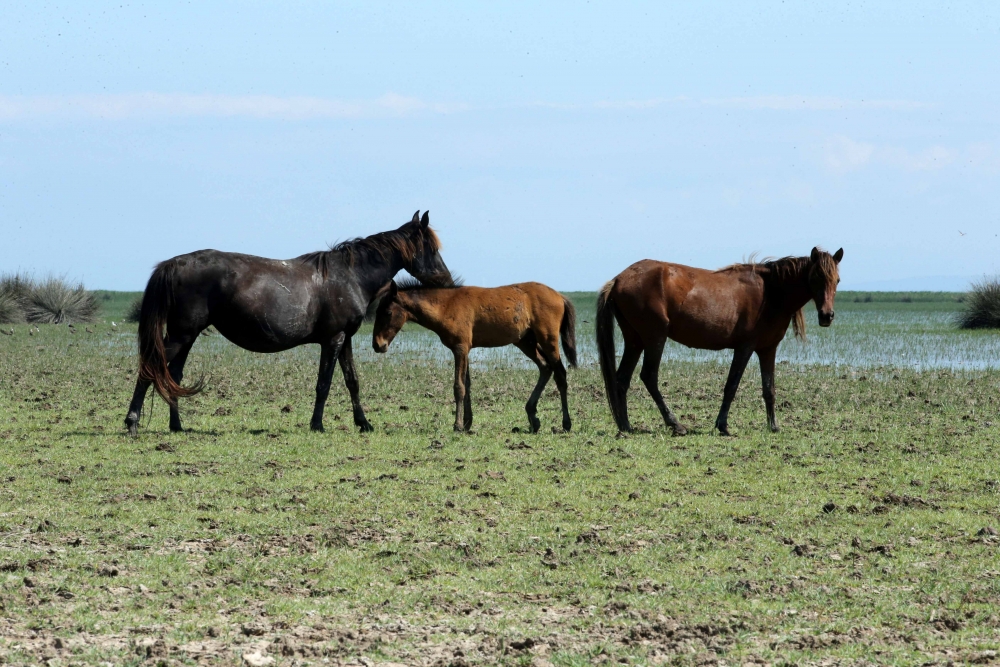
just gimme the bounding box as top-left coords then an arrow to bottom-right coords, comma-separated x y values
310,423 -> 325,433
562,419 -> 572,433
358,421 -> 374,433
528,419 -> 541,434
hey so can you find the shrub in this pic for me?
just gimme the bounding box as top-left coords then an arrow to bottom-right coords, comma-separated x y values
125,296 -> 143,323
957,276 -> 1000,329
21,277 -> 99,324
0,273 -> 34,323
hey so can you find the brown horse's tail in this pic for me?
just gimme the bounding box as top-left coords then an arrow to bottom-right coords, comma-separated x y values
137,261 -> 203,407
596,280 -> 629,431
559,296 -> 578,368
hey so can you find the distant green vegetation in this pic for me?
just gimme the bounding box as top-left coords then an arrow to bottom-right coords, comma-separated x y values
90,290 -> 144,322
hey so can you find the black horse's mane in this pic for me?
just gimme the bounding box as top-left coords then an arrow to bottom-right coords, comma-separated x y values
295,223 -> 442,277
394,276 -> 465,292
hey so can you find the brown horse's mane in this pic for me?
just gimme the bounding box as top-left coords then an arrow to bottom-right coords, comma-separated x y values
295,225 -> 442,277
718,252 -> 837,342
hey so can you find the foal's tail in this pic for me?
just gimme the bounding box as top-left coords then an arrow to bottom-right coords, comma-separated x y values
559,296 -> 578,368
596,280 -> 629,431
137,261 -> 203,407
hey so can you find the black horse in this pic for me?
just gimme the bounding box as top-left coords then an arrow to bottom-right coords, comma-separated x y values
124,211 -> 453,436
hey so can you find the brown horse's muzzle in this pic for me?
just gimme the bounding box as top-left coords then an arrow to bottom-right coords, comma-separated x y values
818,310 -> 835,327
373,339 -> 389,354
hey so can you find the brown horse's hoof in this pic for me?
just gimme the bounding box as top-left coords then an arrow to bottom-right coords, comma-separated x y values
453,424 -> 466,433
671,424 -> 687,436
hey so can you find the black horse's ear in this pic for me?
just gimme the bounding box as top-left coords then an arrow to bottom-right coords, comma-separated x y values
420,211 -> 430,228
810,247 -> 821,262
411,210 -> 421,224
833,248 -> 844,263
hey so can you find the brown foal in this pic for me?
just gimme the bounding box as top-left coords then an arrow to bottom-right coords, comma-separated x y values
373,280 -> 577,433
597,247 -> 843,435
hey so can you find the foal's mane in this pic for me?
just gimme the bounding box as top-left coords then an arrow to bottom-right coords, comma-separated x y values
394,276 -> 465,293
295,223 -> 442,277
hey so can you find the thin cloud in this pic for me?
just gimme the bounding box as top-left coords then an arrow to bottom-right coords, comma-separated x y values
823,135 -> 968,173
703,95 -> 930,111
0,93 -> 469,121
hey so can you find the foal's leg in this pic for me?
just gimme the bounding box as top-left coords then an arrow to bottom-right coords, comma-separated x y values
715,344 -> 755,436
167,339 -> 196,432
338,336 -> 374,432
537,337 -> 571,432
452,347 -> 471,432
757,345 -> 779,432
516,334 -> 551,434
638,339 -> 686,435
310,332 -> 346,432
463,365 -> 473,431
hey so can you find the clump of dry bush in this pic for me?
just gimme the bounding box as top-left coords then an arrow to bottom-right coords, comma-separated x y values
0,273 -> 99,324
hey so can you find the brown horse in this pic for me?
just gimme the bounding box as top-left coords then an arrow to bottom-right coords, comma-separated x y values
372,280 -> 577,433
596,247 -> 843,435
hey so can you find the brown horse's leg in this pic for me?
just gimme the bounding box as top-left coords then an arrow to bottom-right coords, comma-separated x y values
757,345 -> 779,432
310,332 -> 346,432
614,341 -> 642,432
338,336 -> 374,432
166,338 -> 196,432
452,347 -> 470,432
715,345 -> 755,436
638,339 -> 686,435
516,334 -> 550,433
463,366 -> 473,430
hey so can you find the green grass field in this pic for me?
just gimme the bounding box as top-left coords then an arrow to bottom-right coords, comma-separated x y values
1,291 -> 999,665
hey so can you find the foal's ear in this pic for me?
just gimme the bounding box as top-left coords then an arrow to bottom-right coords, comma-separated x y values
833,248 -> 844,263
810,247 -> 821,262
411,210 -> 421,224
420,211 -> 430,228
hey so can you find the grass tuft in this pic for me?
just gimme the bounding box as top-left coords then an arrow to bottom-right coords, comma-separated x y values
20,276 -> 99,324
0,273 -> 34,323
956,276 -> 1000,329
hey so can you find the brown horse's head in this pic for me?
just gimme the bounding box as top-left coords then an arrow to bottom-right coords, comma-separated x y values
372,281 -> 407,353
808,247 -> 844,327
400,211 -> 454,287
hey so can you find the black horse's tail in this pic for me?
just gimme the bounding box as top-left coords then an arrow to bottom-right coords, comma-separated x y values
137,261 -> 203,407
559,296 -> 578,368
596,279 -> 629,431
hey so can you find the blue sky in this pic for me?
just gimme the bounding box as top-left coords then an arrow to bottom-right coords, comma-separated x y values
1,2 -> 998,290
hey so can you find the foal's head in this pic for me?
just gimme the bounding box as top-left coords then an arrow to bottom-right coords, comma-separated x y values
808,247 -> 844,327
372,282 -> 407,354
400,211 -> 454,288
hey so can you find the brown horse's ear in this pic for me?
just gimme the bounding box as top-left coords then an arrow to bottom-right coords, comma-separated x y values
389,280 -> 398,297
420,211 -> 430,228
411,210 -> 421,224
833,248 -> 844,263
374,280 -> 397,301
810,247 -> 821,262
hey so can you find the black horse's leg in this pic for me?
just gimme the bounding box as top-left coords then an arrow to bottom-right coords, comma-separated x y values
452,347 -> 470,432
614,340 -> 642,432
516,334 -> 550,434
757,345 -> 779,432
124,334 -> 195,436
715,344 -> 755,436
638,338 -> 686,435
463,365 -> 473,431
167,339 -> 196,432
338,336 -> 374,433
310,332 -> 346,432
124,378 -> 151,437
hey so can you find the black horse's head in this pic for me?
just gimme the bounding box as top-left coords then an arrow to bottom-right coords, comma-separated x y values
808,247 -> 843,327
399,210 -> 453,287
